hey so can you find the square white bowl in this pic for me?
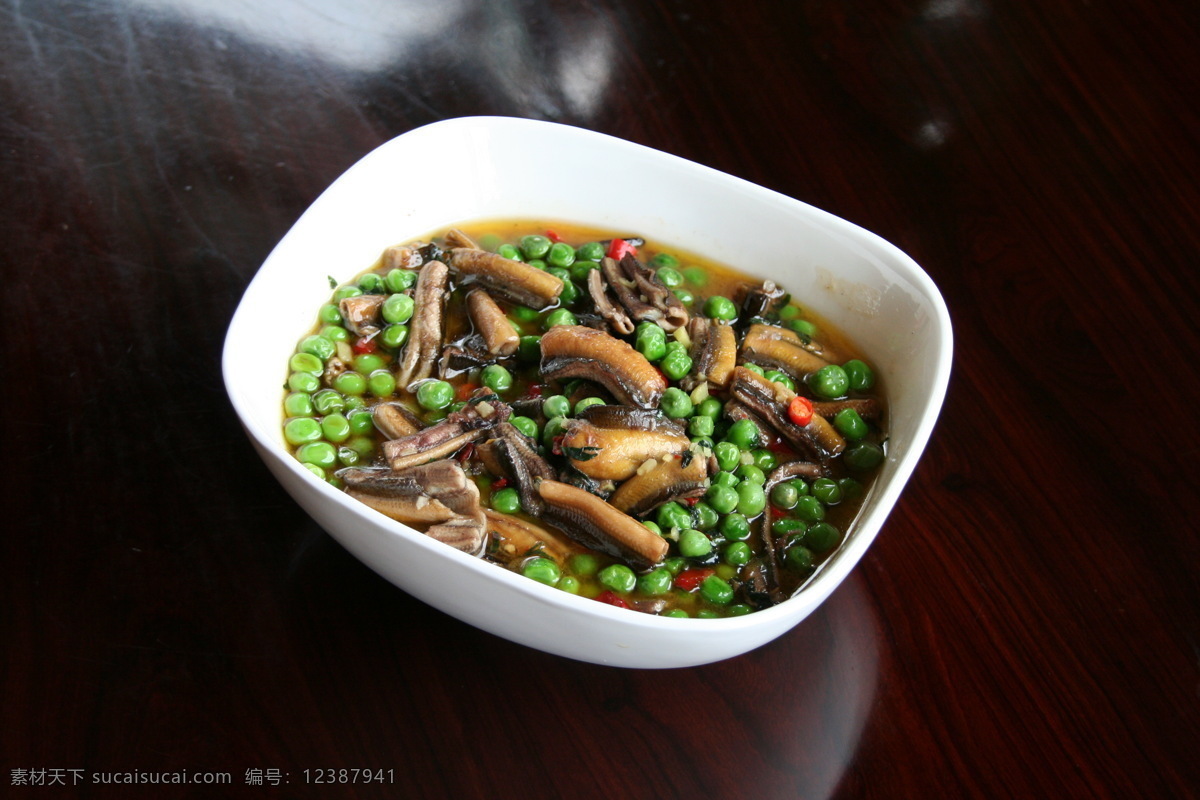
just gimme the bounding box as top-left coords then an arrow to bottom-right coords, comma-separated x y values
222,116 -> 952,668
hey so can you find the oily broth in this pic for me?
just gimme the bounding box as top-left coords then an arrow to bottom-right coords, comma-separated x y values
287,220 -> 885,613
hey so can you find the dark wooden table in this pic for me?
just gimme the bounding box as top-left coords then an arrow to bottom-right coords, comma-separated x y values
4,1 -> 1197,797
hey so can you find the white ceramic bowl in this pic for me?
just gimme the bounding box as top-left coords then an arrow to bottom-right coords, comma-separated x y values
223,116 -> 952,668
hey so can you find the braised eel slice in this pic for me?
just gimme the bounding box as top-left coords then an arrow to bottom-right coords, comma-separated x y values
540,325 -> 666,409
446,247 -> 564,309
395,259 -> 449,389
538,480 -> 670,569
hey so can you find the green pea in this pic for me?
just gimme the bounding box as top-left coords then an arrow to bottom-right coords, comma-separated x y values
558,279 -> 581,306
702,295 -> 737,321
541,415 -> 568,448
656,501 -> 692,531
663,557 -> 688,575
778,304 -> 801,321
727,603 -> 752,616
510,415 -> 538,440
569,552 -> 599,577
526,259 -> 546,270
696,397 -> 723,419
317,303 -> 342,325
838,477 -> 865,501
808,364 -> 849,399
368,370 -> 396,398
742,363 -> 765,377
320,413 -> 351,443
652,252 -> 680,268
764,370 -> 795,391
312,389 -> 344,415
699,575 -> 733,605
844,441 -> 884,471
660,387 -> 694,419
637,568 -> 674,596
284,392 -> 314,417
673,288 -> 694,306
336,446 -> 361,467
497,243 -> 522,261
298,334 -> 335,361
804,522 -> 841,553
736,464 -> 766,485
518,335 -> 541,362
344,434 -> 374,456
544,308 -> 577,329
688,414 -> 715,438
751,448 -> 777,472
568,260 -> 599,282
720,512 -> 751,541
289,352 -> 323,375
656,266 -> 683,287
416,379 -> 454,410
354,353 -> 386,374
511,305 -> 541,322
706,484 -> 739,515
491,487 -> 522,515
578,242 -> 605,262
635,322 -> 668,362
714,441 -> 741,472
320,324 -> 350,343
725,418 -> 760,450
790,478 -> 811,496
520,234 -> 552,260
481,364 -> 513,393
786,543 -> 815,572
811,477 -> 843,505
382,293 -> 414,324
380,323 -> 409,349
332,371 -> 366,396
794,495 -> 826,522
333,285 -> 362,302
788,319 -> 818,339
834,408 -> 869,441
284,417 -> 322,446
522,557 -> 561,586
343,396 -> 367,412
693,501 -> 719,531
598,563 -> 637,593
663,609 -> 690,618
547,242 -> 576,268
558,576 -> 581,594
682,265 -> 708,287
736,481 -> 767,517
347,410 -> 374,435
660,350 -> 692,381
723,541 -> 752,567
574,396 -> 606,416
358,272 -> 385,293
712,470 -> 739,489
543,395 -> 570,419
678,529 -> 713,559
288,372 -> 320,393
302,463 -> 327,479
295,441 -> 336,470
773,518 -> 807,536
770,481 -> 800,510
843,359 -> 875,391
385,268 -> 416,293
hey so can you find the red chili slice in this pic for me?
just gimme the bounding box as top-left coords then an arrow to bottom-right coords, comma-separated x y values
546,229 -> 563,242
456,382 -> 480,401
352,336 -> 377,354
788,396 -> 814,426
607,238 -> 637,260
674,568 -> 715,592
596,591 -> 630,609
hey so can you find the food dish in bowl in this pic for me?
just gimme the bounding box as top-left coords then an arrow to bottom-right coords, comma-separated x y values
222,116 -> 952,667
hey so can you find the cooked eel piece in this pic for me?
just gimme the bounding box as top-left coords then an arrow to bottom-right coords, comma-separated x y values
737,280 -> 787,321
442,228 -> 480,249
380,243 -> 427,270
382,390 -> 509,471
558,416 -> 692,482
812,398 -> 882,422
426,511 -> 487,555
619,252 -> 689,332
682,316 -> 738,391
371,402 -> 423,440
739,323 -> 831,381
475,421 -> 556,515
587,267 -> 634,335
340,460 -> 480,524
338,294 -> 385,336
483,509 -> 582,565
728,367 -> 846,465
537,480 -> 670,569
446,247 -> 564,308
608,452 -> 710,517
540,325 -> 666,409
395,260 -> 449,389
466,288 -> 520,356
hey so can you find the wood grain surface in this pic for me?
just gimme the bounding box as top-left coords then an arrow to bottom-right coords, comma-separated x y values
2,1 -> 1197,797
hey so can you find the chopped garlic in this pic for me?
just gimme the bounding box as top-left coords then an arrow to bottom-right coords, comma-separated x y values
689,382 -> 709,403
336,341 -> 353,362
476,401 -> 494,417
673,326 -> 692,348
637,458 -> 659,476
